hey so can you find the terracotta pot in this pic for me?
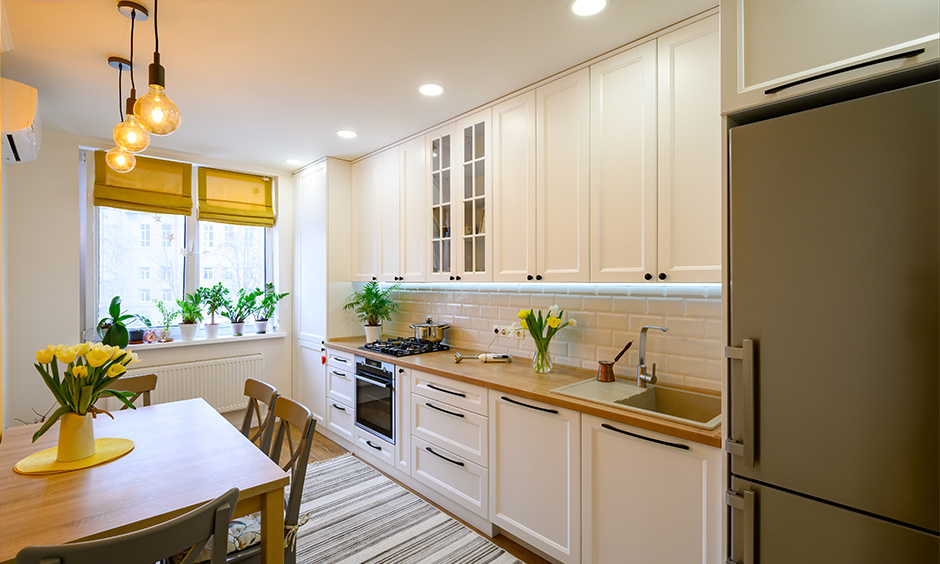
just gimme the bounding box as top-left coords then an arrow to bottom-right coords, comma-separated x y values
57,412 -> 96,462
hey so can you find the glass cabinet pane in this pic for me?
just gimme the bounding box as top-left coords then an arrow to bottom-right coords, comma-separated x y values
464,163 -> 473,199
441,135 -> 450,169
432,172 -> 440,206
474,123 -> 485,160
464,200 -> 473,237
475,198 -> 485,235
475,160 -> 485,198
432,138 -> 440,171
441,204 -> 450,238
464,126 -> 473,163
442,169 -> 451,203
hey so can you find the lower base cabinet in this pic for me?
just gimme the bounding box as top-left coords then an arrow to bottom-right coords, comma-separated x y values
489,393 -> 581,564
412,436 -> 488,518
581,413 -> 721,564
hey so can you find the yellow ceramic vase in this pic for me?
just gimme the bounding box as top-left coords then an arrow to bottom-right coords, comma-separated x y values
56,412 -> 96,462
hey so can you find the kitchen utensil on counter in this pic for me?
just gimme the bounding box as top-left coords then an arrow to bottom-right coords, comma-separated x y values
454,352 -> 512,363
409,317 -> 450,344
597,340 -> 632,382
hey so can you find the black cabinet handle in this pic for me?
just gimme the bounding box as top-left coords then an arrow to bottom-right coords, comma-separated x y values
427,383 -> 466,398
456,275 -> 461,281
601,423 -> 690,450
332,403 -> 346,412
449,276 -> 455,280
425,446 -> 465,467
399,368 -> 404,374
527,275 -> 533,281
372,276 -> 377,281
426,402 -> 465,418
331,370 -> 346,377
765,48 -> 926,94
658,272 -> 666,280
365,440 -> 383,451
644,273 -> 653,280
535,274 -> 542,281
501,395 -> 558,415
333,357 -> 348,363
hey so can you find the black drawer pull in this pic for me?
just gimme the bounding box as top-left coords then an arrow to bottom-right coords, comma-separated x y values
427,383 -> 466,398
501,396 -> 558,415
332,357 -> 348,363
601,423 -> 690,450
425,446 -> 465,467
426,402 -> 465,418
331,370 -> 346,377
765,48 -> 926,94
331,403 -> 346,412
365,440 -> 383,451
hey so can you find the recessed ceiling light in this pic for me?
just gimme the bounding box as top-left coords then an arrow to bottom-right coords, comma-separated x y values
571,0 -> 607,16
336,129 -> 358,139
285,158 -> 303,166
419,83 -> 445,96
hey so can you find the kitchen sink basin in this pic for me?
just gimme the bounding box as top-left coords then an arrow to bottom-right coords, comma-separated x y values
551,378 -> 721,430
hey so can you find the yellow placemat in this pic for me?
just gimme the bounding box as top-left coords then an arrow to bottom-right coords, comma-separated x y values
14,438 -> 135,475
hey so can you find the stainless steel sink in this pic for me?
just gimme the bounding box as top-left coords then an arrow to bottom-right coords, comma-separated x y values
551,378 -> 721,430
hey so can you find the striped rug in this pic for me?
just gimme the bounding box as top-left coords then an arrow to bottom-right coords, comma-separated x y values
295,453 -> 522,564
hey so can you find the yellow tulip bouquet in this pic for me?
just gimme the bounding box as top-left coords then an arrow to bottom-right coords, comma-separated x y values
517,305 -> 577,373
32,342 -> 141,442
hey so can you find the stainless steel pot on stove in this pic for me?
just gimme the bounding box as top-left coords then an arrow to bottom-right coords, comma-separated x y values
409,316 -> 450,344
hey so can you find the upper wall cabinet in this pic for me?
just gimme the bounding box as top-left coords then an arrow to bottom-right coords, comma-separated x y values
426,123 -> 457,281
399,137 -> 427,282
376,146 -> 402,282
454,109 -> 493,282
721,0 -> 939,115
350,155 -> 379,281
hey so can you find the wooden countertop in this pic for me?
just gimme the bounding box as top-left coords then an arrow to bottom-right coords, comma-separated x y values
327,337 -> 722,448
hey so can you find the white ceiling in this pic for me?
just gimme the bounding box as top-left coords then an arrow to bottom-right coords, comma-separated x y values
1,0 -> 714,173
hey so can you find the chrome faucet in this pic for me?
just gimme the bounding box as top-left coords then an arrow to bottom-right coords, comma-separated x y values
637,326 -> 668,388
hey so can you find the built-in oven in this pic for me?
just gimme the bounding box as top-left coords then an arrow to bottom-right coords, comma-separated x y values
354,355 -> 395,445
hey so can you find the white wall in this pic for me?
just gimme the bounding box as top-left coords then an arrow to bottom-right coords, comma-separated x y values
2,130 -> 295,429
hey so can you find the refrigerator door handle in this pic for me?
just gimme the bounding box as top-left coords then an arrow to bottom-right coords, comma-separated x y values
726,489 -> 757,564
726,339 -> 755,467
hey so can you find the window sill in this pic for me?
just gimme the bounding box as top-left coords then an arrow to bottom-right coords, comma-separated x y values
127,332 -> 287,351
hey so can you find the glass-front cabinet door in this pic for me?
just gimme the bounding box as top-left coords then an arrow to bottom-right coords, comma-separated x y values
426,124 -> 455,281
455,109 -> 492,281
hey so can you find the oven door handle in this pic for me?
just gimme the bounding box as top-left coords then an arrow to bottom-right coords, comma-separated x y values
355,373 -> 393,389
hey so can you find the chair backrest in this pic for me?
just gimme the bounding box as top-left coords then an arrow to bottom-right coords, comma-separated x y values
16,487 -> 239,564
240,378 -> 278,447
109,373 -> 158,409
260,396 -> 315,531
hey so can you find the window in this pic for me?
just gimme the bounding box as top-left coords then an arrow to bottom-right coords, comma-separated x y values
200,221 -> 266,296
162,224 -> 173,247
139,224 -> 151,247
161,289 -> 173,302
224,225 -> 234,245
203,267 -> 213,280
139,289 -> 150,302
139,266 -> 150,280
202,224 -> 214,248
160,266 -> 172,282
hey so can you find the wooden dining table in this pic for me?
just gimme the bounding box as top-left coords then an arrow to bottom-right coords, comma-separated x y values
0,398 -> 289,564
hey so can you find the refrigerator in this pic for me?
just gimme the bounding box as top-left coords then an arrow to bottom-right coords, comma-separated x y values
726,78 -> 939,562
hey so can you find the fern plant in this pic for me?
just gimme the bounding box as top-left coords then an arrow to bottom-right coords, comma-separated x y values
343,281 -> 401,326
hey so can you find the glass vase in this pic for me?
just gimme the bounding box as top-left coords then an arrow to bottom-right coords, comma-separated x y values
532,341 -> 553,374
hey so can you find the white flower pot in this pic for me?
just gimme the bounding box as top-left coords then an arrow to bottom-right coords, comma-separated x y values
364,324 -> 382,343
205,323 -> 220,339
179,323 -> 198,341
57,412 -> 95,462
255,320 -> 268,334
232,322 -> 246,336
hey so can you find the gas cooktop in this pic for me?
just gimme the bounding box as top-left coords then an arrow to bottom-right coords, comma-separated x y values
360,337 -> 450,357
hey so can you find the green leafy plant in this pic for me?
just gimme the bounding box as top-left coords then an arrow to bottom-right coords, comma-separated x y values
200,283 -> 231,325
343,281 -> 401,326
176,292 -> 204,325
153,299 -> 179,332
255,282 -> 289,321
97,296 -> 151,348
222,288 -> 262,324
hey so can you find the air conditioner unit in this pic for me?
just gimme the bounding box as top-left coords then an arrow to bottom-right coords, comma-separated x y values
1,77 -> 41,163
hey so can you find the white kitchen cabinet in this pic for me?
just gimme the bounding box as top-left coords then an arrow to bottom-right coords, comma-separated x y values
412,436 -> 488,518
453,109 -> 492,281
350,156 -> 379,282
356,427 -> 395,467
297,340 -> 327,425
412,392 -> 488,467
721,0 -> 939,115
489,393 -> 580,564
395,366 -> 411,474
325,398 -> 355,444
376,146 -> 402,282
656,15 -> 721,283
411,370 -> 487,416
426,123 -> 457,281
399,137 -> 426,282
581,414 -> 721,564
589,40 -> 657,282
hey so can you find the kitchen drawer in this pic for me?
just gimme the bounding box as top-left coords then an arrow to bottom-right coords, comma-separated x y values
356,428 -> 394,468
325,348 -> 354,371
326,400 -> 354,443
326,366 -> 355,406
412,370 -> 487,416
412,393 -> 488,467
412,436 -> 488,518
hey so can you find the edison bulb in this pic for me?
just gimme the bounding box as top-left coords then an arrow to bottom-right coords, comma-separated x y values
113,113 -> 150,153
134,84 -> 181,135
106,146 -> 136,172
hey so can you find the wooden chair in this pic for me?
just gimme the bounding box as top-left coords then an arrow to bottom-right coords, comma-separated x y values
228,397 -> 315,564
239,378 -> 278,448
16,487 -> 239,564
109,373 -> 158,409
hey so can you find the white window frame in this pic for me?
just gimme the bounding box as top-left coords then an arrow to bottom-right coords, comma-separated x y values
139,223 -> 151,247
79,149 -> 275,341
139,266 -> 150,280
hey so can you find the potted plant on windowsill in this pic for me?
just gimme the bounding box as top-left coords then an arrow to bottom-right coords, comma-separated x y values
343,281 -> 401,343
153,299 -> 179,342
97,296 -> 151,349
200,283 -> 231,339
254,282 -> 288,334
222,288 -> 261,336
176,292 -> 204,341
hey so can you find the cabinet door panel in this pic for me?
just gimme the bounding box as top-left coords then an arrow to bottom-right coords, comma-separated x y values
536,69 -> 590,282
298,340 -> 326,425
377,146 -> 401,281
589,41 -> 657,282
350,158 -> 378,281
657,15 -> 721,283
400,137 -> 426,282
295,168 -> 327,341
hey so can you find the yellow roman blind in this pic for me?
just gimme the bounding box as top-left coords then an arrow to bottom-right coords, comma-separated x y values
94,151 -> 194,215
197,168 -> 275,228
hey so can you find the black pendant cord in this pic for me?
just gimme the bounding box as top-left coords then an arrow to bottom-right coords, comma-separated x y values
129,9 -> 136,92
153,0 -> 159,55
118,66 -> 124,122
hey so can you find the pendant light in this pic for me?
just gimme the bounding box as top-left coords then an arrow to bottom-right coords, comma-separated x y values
134,0 -> 181,135
105,56 -> 137,173
112,3 -> 150,153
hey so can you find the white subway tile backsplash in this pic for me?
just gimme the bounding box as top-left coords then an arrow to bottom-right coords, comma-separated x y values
706,319 -> 722,340
553,295 -> 582,310
665,355 -> 707,379
628,315 -> 667,331
687,299 -> 722,318
596,313 -> 629,331
582,296 -> 613,312
529,294 -> 556,308
613,297 -> 648,314
685,337 -> 723,359
648,298 -> 685,316
663,317 -> 706,338
489,294 -> 511,306
509,294 -> 531,307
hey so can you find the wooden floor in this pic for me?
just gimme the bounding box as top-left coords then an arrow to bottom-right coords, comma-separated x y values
294,427 -> 553,564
